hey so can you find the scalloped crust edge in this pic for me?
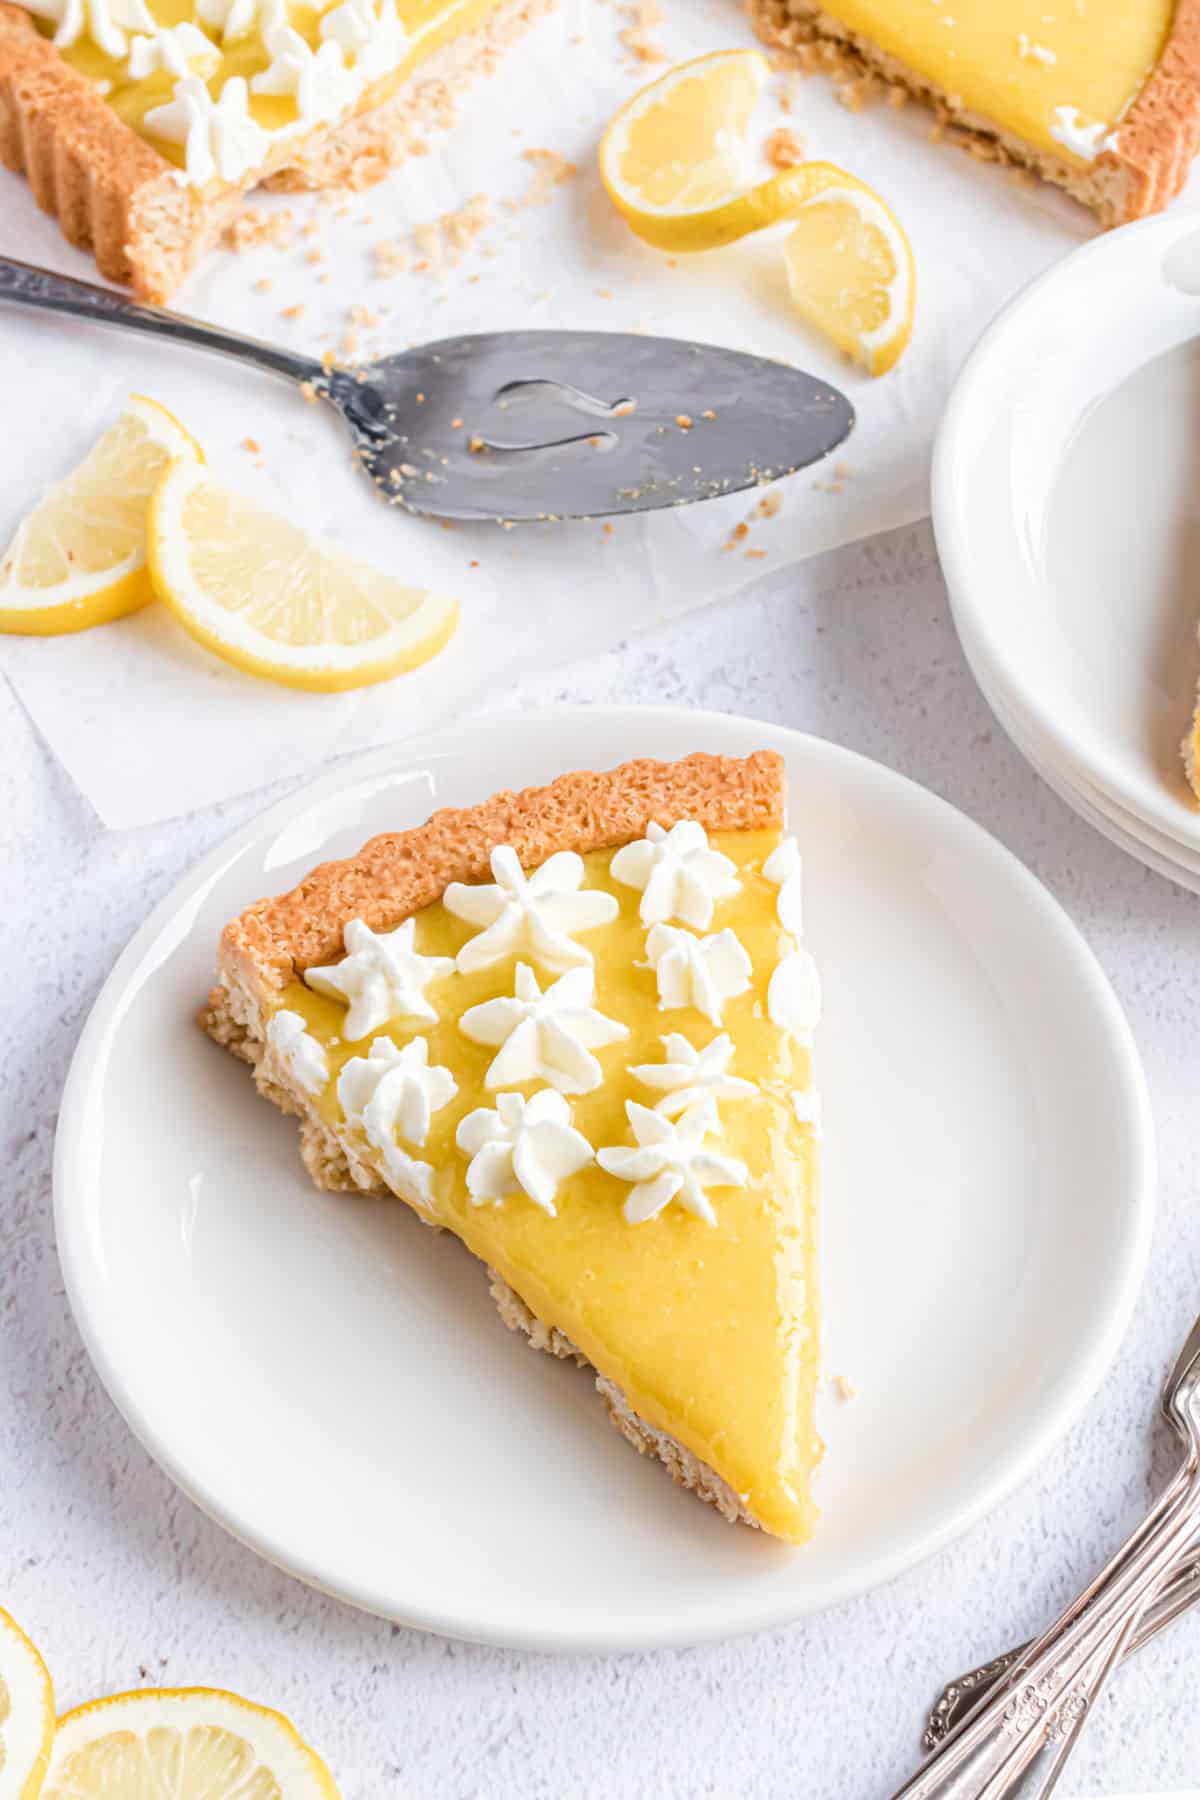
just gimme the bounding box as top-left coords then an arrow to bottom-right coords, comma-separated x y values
200,750 -> 785,1535
0,0 -> 552,299
747,0 -> 1200,225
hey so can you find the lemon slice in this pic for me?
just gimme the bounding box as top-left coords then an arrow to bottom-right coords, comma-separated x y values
600,49 -> 915,373
148,462 -> 460,692
600,50 -> 774,249
0,1607 -> 55,1800
0,396 -> 202,636
40,1687 -> 339,1799
781,181 -> 916,376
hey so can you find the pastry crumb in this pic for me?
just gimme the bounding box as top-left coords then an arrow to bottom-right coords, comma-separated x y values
832,1375 -> 859,1403
227,207 -> 294,251
745,548 -> 767,560
280,303 -> 305,320
374,239 -> 408,277
241,437 -> 261,455
765,125 -> 805,168
756,487 -> 783,518
619,0 -> 667,61
253,276 -> 273,294
508,149 -> 578,211
300,381 -> 318,404
676,413 -> 693,430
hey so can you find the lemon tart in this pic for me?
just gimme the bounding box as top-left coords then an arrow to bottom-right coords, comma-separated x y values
203,751 -> 824,1542
751,0 -> 1200,225
0,0 -> 551,298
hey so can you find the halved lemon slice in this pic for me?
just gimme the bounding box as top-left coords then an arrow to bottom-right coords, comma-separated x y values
0,396 -> 202,635
148,463 -> 460,692
781,180 -> 915,376
41,1687 -> 339,1799
0,1605 -> 55,1800
600,50 -> 774,250
600,49 -> 915,373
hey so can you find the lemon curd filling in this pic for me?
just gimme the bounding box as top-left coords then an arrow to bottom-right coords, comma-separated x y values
811,0 -> 1171,162
38,0 -> 506,177
280,829 -> 824,1543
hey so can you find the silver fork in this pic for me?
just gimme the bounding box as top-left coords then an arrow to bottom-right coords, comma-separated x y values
923,1546 -> 1200,1751
0,255 -> 854,524
888,1308 -> 1200,1798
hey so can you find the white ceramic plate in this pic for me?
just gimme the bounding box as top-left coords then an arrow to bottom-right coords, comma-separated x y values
955,600 -> 1200,895
971,636 -> 1200,897
54,707 -> 1155,1651
934,210 -> 1200,856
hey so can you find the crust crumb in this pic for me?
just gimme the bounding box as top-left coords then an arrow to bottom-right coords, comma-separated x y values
227,207 -> 295,250
765,124 -> 805,167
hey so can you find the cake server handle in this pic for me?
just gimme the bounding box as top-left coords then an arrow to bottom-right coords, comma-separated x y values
0,255 -> 325,388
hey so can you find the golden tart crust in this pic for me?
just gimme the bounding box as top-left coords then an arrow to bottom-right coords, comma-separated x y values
0,0 -> 552,297
749,0 -> 1200,226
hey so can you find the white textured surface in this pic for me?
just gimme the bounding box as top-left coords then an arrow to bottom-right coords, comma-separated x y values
4,519 -> 1200,1796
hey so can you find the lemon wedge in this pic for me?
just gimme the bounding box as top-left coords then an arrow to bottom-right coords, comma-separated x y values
0,396 -> 202,635
147,462 -> 460,691
599,49 -> 915,373
0,1606 -> 55,1800
40,1687 -> 339,1799
780,179 -> 916,376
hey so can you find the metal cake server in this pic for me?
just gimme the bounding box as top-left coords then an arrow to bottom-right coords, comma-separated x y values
889,1305 -> 1200,1798
0,256 -> 854,523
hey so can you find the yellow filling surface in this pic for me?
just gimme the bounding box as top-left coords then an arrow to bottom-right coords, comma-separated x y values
283,829 -> 823,1544
814,0 -> 1170,161
49,0 -> 504,172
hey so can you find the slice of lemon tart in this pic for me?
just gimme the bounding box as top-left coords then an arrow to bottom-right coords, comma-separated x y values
0,0 -> 551,298
203,751 -> 824,1542
752,0 -> 1200,225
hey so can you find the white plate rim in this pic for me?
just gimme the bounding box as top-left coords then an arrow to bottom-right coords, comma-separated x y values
954,593 -> 1200,892
52,704 -> 1158,1651
932,209 -> 1200,855
962,617 -> 1200,897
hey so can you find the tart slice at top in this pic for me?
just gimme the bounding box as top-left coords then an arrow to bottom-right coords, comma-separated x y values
203,751 -> 824,1544
751,0 -> 1200,226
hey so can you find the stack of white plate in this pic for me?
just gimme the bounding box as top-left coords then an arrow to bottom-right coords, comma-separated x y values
933,209 -> 1200,894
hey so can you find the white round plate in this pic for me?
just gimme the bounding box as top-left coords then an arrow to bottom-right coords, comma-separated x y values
934,210 -> 1200,855
54,707 -> 1155,1651
955,598 -> 1200,894
968,631 -> 1200,897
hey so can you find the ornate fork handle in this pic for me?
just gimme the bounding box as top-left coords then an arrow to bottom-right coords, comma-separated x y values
0,254 -> 323,387
925,1547 -> 1200,1751
890,1459 -> 1200,1798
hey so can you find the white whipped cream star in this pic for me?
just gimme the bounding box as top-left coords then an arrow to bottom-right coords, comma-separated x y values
598,1099 -> 747,1225
610,820 -> 740,929
144,75 -> 271,186
304,916 -> 454,1041
644,922 -> 751,1025
1050,105 -> 1119,163
444,846 -> 618,975
338,1036 -> 457,1207
767,945 -> 821,1044
762,835 -> 804,937
195,0 -> 277,43
630,1031 -> 754,1118
265,1008 -> 329,1096
456,1090 -> 594,1215
459,963 -> 628,1095
252,15 -> 361,121
23,0 -> 154,56
319,0 -> 407,79
126,20 -> 220,78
